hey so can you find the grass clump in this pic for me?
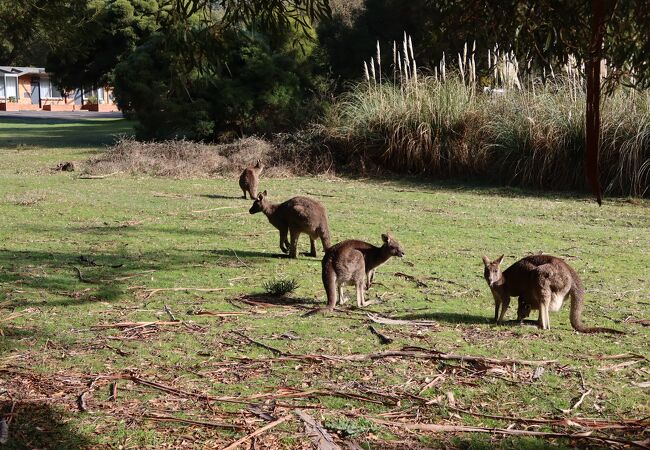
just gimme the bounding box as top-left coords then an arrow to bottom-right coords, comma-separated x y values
263,278 -> 299,296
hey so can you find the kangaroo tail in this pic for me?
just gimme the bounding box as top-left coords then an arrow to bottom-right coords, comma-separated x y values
321,252 -> 337,310
569,279 -> 623,334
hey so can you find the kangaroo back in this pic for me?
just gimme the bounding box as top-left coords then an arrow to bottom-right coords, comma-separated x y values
568,267 -> 623,334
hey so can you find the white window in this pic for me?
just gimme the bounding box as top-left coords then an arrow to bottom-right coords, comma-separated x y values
39,78 -> 63,99
5,75 -> 17,99
40,78 -> 51,98
0,76 -> 4,99
51,84 -> 62,98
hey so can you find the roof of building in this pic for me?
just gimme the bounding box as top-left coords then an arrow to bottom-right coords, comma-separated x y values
0,66 -> 47,76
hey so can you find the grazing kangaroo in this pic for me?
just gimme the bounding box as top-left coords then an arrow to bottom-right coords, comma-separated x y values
482,254 -> 622,334
249,191 -> 331,258
322,233 -> 404,310
239,160 -> 264,199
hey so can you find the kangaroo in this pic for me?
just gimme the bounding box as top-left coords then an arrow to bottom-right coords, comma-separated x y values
249,191 -> 331,258
322,233 -> 404,310
239,160 -> 264,199
482,254 -> 622,334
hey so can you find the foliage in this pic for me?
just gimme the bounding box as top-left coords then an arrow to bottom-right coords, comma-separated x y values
324,417 -> 377,437
45,0 -> 163,91
0,0 -> 76,67
114,27 -> 329,140
263,278 -> 300,296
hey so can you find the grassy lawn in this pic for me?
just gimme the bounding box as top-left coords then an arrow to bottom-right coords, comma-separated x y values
0,119 -> 648,449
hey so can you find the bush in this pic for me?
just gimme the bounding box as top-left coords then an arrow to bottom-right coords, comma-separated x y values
263,278 -> 299,296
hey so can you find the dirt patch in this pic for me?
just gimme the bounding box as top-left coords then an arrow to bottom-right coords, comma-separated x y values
84,133 -> 334,178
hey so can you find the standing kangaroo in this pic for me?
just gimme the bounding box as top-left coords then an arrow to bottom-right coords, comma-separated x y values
482,254 -> 622,333
239,160 -> 264,199
322,233 -> 404,310
249,191 -> 331,258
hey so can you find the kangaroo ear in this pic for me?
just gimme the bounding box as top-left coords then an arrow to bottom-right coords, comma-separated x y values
381,233 -> 390,243
496,254 -> 505,265
262,190 -> 267,197
482,255 -> 490,266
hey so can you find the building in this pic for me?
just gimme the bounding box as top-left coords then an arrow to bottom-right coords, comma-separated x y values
0,66 -> 119,112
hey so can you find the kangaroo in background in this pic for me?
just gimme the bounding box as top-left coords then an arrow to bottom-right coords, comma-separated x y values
239,160 -> 264,199
249,191 -> 331,258
322,233 -> 404,310
482,254 -> 622,334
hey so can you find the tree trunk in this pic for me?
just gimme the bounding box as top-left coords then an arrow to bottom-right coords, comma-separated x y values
585,0 -> 607,205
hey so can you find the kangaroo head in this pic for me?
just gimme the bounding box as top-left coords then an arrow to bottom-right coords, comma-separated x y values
482,254 -> 504,287
381,233 -> 405,257
249,190 -> 268,214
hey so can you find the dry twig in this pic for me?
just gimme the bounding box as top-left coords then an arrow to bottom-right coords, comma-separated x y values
221,414 -> 291,450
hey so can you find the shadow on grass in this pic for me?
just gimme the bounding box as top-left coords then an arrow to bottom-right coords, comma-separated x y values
0,119 -> 132,149
354,175 -> 599,202
202,194 -> 245,200
0,402 -> 93,449
243,293 -> 320,307
207,248 -> 290,259
397,312 -> 492,325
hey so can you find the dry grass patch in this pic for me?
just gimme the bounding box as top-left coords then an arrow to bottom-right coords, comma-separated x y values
85,134 -> 334,179
6,191 -> 47,206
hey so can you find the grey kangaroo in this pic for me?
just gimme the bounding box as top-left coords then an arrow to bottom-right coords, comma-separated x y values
482,254 -> 622,333
239,160 -> 264,199
249,191 -> 331,258
322,233 -> 404,310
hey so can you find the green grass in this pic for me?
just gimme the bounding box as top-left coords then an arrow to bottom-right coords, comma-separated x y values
0,119 -> 648,449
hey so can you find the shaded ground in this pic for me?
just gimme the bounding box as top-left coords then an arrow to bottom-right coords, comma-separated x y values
0,119 -> 648,449
0,111 -> 123,120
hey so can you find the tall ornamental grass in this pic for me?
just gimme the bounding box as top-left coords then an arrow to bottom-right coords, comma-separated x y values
321,38 -> 650,197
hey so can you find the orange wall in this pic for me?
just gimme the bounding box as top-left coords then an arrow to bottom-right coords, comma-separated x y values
17,75 -> 32,104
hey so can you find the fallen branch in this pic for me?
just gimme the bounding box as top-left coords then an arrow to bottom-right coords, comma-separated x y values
368,325 -> 393,345
92,321 -> 183,330
77,171 -> 120,179
163,304 -> 177,322
142,414 -> 243,430
367,313 -> 438,327
222,414 -> 291,450
393,272 -> 428,287
319,347 -> 556,366
233,331 -> 286,356
191,206 -> 238,213
371,419 -> 650,449
107,270 -> 155,282
561,389 -> 592,414
296,409 -> 341,450
73,266 -> 95,284
190,311 -> 249,317
135,287 -> 229,299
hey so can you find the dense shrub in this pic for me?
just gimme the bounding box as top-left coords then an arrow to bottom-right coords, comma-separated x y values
113,28 -> 329,141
